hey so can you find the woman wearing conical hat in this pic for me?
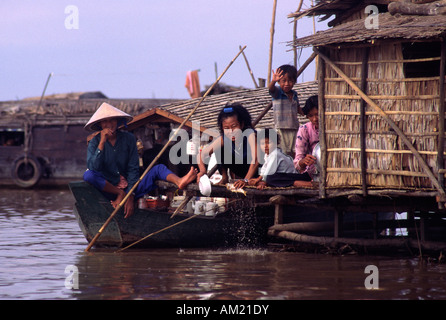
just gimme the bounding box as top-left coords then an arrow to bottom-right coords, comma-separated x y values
83,102 -> 197,218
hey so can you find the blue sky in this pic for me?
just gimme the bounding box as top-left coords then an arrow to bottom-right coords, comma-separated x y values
1,1 -> 326,101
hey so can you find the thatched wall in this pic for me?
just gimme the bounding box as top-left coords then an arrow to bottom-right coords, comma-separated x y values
324,42 -> 442,190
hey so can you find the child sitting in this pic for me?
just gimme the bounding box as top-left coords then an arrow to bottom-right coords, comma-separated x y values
248,129 -> 312,190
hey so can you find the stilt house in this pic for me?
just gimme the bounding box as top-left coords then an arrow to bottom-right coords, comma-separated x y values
290,0 -> 446,209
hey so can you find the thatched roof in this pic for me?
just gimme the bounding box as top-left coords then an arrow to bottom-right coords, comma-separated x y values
22,91 -> 108,100
0,98 -> 179,119
291,12 -> 446,48
157,81 -> 319,130
289,0 -> 391,26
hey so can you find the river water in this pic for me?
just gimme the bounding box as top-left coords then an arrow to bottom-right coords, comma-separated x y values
1,188 -> 446,302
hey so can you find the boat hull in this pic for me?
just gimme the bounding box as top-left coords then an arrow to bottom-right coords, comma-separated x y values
69,181 -> 274,248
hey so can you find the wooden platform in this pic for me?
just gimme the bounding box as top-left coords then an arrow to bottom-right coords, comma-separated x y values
155,180 -> 446,254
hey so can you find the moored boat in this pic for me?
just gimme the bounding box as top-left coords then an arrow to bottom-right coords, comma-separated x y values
69,181 -> 274,249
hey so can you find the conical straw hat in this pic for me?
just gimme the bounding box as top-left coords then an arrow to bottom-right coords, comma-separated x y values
84,102 -> 133,131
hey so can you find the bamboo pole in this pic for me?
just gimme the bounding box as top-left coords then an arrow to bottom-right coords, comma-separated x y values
331,57 -> 441,65
325,94 -> 440,100
360,47 -> 370,197
293,0 -> 304,69
84,46 -> 247,252
267,0 -> 277,85
326,147 -> 444,156
267,229 -> 446,252
116,199 -> 240,252
317,48 -> 327,198
326,167 -> 429,178
240,45 -> 258,88
437,38 -> 446,206
314,47 -> 446,203
325,111 -> 439,115
37,72 -> 53,112
325,76 -> 440,82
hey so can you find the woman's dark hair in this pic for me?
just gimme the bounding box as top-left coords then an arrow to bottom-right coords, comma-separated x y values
302,95 -> 318,116
278,64 -> 298,82
257,128 -> 280,145
217,102 -> 253,135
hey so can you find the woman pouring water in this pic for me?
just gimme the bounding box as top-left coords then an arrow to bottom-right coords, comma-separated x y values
196,103 -> 259,189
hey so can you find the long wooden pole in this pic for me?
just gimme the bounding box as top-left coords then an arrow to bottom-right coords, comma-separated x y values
38,72 -> 53,111
115,200 -> 240,252
293,0 -> 304,69
314,47 -> 446,202
316,48 -> 326,198
240,45 -> 258,88
85,46 -> 247,252
437,38 -> 446,207
267,0 -> 277,85
360,47 -> 370,197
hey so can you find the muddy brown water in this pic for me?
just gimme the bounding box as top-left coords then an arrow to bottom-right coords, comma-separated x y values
0,188 -> 445,301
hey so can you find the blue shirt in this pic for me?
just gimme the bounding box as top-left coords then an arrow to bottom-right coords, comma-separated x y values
270,86 -> 300,129
86,131 -> 140,192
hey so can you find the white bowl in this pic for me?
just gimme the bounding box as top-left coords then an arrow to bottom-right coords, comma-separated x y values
199,174 -> 212,196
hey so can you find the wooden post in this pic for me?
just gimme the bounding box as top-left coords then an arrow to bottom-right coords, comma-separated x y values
372,213 -> 378,240
293,0 -> 304,69
360,47 -> 370,197
437,38 -> 446,208
269,195 -> 292,225
274,204 -> 283,225
334,209 -> 343,238
267,0 -> 277,85
298,52 -> 317,79
316,47 -> 327,198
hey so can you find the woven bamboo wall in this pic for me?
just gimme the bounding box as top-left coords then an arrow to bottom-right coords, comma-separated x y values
324,42 -> 441,190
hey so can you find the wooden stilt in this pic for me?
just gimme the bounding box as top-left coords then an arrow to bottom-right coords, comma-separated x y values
267,0 -> 277,85
437,38 -> 446,209
316,47 -> 327,198
334,210 -> 343,238
360,47 -> 370,197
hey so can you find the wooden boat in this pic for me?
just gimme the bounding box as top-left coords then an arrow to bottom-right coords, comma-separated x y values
69,181 -> 275,248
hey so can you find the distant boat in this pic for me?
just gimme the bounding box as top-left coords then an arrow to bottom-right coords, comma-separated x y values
0,94 -> 179,188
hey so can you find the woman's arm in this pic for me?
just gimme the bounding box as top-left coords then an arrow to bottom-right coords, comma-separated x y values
293,124 -> 316,172
244,131 -> 259,180
86,135 -> 103,171
196,137 -> 222,182
233,131 -> 259,189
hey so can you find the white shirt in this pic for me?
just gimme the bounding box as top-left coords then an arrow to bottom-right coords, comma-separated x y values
260,148 -> 297,180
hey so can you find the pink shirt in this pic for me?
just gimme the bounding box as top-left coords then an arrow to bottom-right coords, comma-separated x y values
293,122 -> 319,177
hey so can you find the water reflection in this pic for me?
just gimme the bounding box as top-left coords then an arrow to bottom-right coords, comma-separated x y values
0,188 -> 446,300
70,248 -> 446,300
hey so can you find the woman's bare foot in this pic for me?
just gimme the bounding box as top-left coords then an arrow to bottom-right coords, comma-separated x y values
111,189 -> 126,208
177,167 -> 198,189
